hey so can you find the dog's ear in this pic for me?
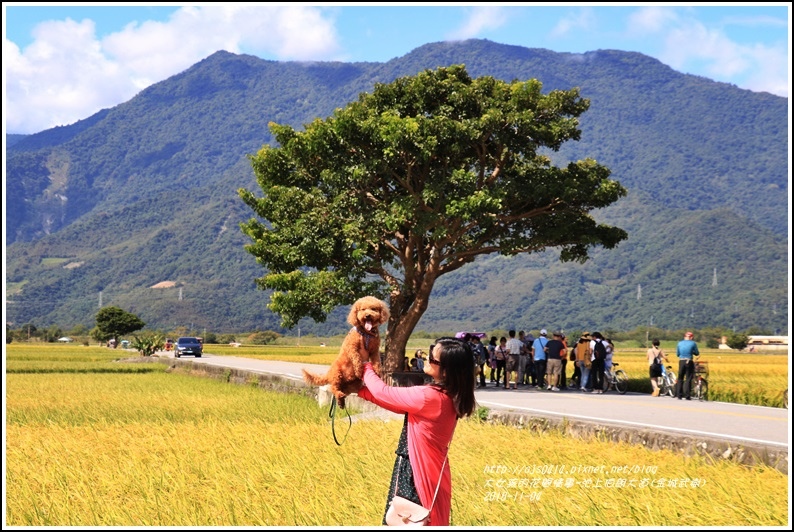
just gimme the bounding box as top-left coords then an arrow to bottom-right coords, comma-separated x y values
347,299 -> 362,326
379,301 -> 390,324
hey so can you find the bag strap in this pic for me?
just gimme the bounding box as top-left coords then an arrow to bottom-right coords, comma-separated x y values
428,444 -> 451,511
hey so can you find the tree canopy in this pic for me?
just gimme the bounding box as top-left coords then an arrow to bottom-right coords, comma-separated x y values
94,306 -> 145,345
239,64 -> 628,371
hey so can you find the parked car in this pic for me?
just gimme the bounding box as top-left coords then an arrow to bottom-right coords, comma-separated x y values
174,337 -> 203,358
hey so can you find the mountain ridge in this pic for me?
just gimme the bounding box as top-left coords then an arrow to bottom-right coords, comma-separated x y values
5,39 -> 788,335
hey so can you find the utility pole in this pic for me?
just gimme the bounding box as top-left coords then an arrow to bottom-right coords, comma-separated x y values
98,291 -> 102,308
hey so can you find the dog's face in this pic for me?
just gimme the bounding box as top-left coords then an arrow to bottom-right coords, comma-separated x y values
348,296 -> 390,332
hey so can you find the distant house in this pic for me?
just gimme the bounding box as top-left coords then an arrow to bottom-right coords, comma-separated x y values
57,337 -> 73,342
745,336 -> 788,353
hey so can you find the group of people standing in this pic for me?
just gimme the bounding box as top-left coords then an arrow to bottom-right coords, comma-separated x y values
463,329 -> 616,393
411,330 -> 701,400
560,331 -> 615,393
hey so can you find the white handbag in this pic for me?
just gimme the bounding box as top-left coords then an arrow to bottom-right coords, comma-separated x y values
385,495 -> 431,526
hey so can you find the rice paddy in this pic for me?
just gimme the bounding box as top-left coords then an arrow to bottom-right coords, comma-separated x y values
4,343 -> 789,526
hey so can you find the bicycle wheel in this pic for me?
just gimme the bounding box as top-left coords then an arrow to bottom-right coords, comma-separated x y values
614,370 -> 628,394
665,373 -> 677,397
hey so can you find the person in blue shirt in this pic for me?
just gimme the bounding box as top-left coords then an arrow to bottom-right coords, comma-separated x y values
675,331 -> 700,400
531,330 -> 549,389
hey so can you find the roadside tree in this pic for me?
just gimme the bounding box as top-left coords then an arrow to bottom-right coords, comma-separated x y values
239,65 -> 628,373
95,306 -> 145,347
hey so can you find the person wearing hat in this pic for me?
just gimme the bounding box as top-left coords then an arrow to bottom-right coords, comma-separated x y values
574,332 -> 591,391
531,329 -> 549,389
675,331 -> 700,400
544,331 -> 566,391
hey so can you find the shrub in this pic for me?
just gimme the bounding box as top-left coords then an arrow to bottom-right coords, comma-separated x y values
247,331 -> 282,345
131,333 -> 165,357
726,333 -> 749,351
217,334 -> 237,344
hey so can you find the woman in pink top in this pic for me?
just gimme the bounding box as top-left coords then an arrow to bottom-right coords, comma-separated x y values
358,337 -> 476,526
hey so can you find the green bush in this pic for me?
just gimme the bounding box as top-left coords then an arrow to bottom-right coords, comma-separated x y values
726,333 -> 749,351
131,333 -> 165,356
247,331 -> 282,345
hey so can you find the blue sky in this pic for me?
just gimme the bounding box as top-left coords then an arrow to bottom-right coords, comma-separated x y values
3,3 -> 791,134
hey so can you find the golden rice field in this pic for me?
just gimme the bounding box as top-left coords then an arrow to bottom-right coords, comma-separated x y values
4,344 -> 789,526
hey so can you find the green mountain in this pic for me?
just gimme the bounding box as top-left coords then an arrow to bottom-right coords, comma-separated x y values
5,39 -> 788,335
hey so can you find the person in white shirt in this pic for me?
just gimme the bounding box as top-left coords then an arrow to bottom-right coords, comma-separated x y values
505,330 -> 524,390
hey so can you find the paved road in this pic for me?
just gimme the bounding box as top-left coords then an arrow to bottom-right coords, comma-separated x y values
159,351 -> 789,450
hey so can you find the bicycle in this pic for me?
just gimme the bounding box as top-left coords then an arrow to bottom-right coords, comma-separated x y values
602,362 -> 628,394
657,365 -> 677,397
690,360 -> 709,401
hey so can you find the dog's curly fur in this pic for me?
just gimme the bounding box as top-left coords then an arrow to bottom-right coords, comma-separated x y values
302,296 -> 389,408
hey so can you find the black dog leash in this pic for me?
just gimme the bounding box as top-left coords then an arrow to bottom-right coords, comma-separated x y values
328,396 -> 352,446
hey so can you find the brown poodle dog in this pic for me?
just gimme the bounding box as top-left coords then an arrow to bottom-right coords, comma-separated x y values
302,296 -> 389,408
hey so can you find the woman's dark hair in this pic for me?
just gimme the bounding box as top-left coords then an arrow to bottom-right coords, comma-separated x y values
652,338 -> 660,347
489,335 -> 497,346
432,337 -> 476,418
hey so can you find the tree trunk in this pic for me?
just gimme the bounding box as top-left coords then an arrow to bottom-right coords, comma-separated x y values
382,288 -> 432,375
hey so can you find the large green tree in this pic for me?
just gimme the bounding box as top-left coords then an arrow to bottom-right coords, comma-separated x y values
94,306 -> 145,347
239,65 -> 627,372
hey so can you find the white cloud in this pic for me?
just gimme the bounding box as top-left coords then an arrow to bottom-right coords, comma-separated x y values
742,43 -> 789,97
659,20 -> 788,97
446,6 -> 508,41
662,23 -> 747,75
5,18 -> 137,134
5,6 -> 340,134
626,6 -> 680,36
550,7 -> 596,38
626,7 -> 788,98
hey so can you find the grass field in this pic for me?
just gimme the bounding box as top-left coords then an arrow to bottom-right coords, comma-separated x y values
4,344 -> 789,526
